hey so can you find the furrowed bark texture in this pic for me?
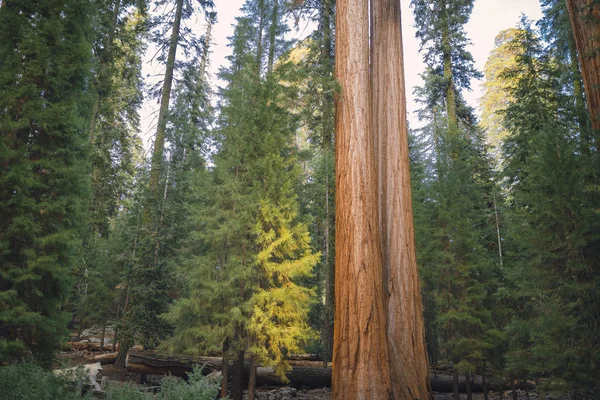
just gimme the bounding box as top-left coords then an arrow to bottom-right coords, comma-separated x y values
333,0 -> 393,398
566,0 -> 600,133
371,0 -> 432,399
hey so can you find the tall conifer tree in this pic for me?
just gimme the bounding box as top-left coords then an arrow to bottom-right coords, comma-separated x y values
410,1 -> 503,396
166,2 -> 318,399
0,0 -> 93,365
500,19 -> 600,393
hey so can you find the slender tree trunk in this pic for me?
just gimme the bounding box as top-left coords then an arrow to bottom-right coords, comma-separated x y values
231,351 -> 245,400
199,17 -> 213,83
493,193 -> 503,268
113,327 -> 118,352
115,336 -> 132,368
115,210 -> 140,367
89,0 -> 122,143
266,0 -> 278,75
220,340 -> 230,399
441,0 -> 458,131
333,0 -> 392,398
483,363 -> 489,400
321,0 -> 335,368
247,355 -> 258,400
148,0 -> 183,196
322,147 -> 334,367
371,0 -> 431,399
511,377 -> 517,400
453,370 -> 460,400
566,0 -> 600,138
113,291 -> 122,352
115,283 -> 130,368
99,319 -> 107,353
466,372 -> 472,400
153,160 -> 170,267
255,0 -> 265,75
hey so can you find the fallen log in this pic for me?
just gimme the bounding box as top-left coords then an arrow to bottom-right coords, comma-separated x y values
94,352 -> 331,368
94,352 -> 120,364
97,350 -> 535,393
286,354 -> 322,361
66,342 -> 113,352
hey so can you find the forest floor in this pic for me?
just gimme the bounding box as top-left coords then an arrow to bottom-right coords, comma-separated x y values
55,346 -> 569,400
58,326 -> 587,400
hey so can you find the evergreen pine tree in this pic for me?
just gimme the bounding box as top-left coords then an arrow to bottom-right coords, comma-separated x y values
410,1 -> 504,395
500,19 -> 600,393
0,0 -> 93,365
166,2 -> 318,399
294,0 -> 336,364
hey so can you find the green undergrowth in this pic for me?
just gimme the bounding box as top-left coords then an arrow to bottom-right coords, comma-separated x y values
0,363 -> 222,400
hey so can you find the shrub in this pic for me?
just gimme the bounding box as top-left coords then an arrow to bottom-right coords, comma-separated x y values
0,362 -> 88,400
104,382 -> 151,400
158,366 -> 221,400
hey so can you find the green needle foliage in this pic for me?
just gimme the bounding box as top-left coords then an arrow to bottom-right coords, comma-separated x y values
410,0 -> 505,385
500,19 -> 600,393
165,0 -> 318,382
0,0 -> 93,365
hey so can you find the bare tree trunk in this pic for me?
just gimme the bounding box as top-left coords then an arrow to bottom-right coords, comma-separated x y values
321,0 -> 335,368
453,370 -> 460,400
493,194 -> 503,268
483,363 -> 489,400
89,0 -> 122,143
115,208 -> 140,367
266,0 -> 278,75
441,0 -> 458,131
466,372 -> 472,400
148,0 -> 183,196
220,339 -> 230,398
333,0 -> 392,398
566,0 -> 600,137
113,327 -> 118,352
199,16 -> 213,83
371,1 -> 432,399
247,355 -> 258,400
99,320 -> 107,354
231,351 -> 245,400
255,0 -> 265,75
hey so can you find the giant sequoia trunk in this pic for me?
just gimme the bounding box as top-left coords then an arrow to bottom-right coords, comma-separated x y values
334,0 -> 431,398
371,1 -> 432,399
566,0 -> 600,135
333,0 -> 393,398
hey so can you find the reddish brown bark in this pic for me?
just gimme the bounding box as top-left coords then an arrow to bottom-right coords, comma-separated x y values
566,0 -> 600,135
333,0 -> 393,398
371,1 -> 432,399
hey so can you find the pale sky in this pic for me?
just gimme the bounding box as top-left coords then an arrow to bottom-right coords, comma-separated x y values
139,0 -> 543,150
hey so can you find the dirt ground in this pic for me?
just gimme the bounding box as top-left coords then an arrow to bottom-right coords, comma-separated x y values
56,347 -> 582,400
57,329 -> 592,400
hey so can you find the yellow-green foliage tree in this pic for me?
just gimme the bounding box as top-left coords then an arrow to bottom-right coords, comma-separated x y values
480,28 -> 526,165
165,2 -> 318,399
